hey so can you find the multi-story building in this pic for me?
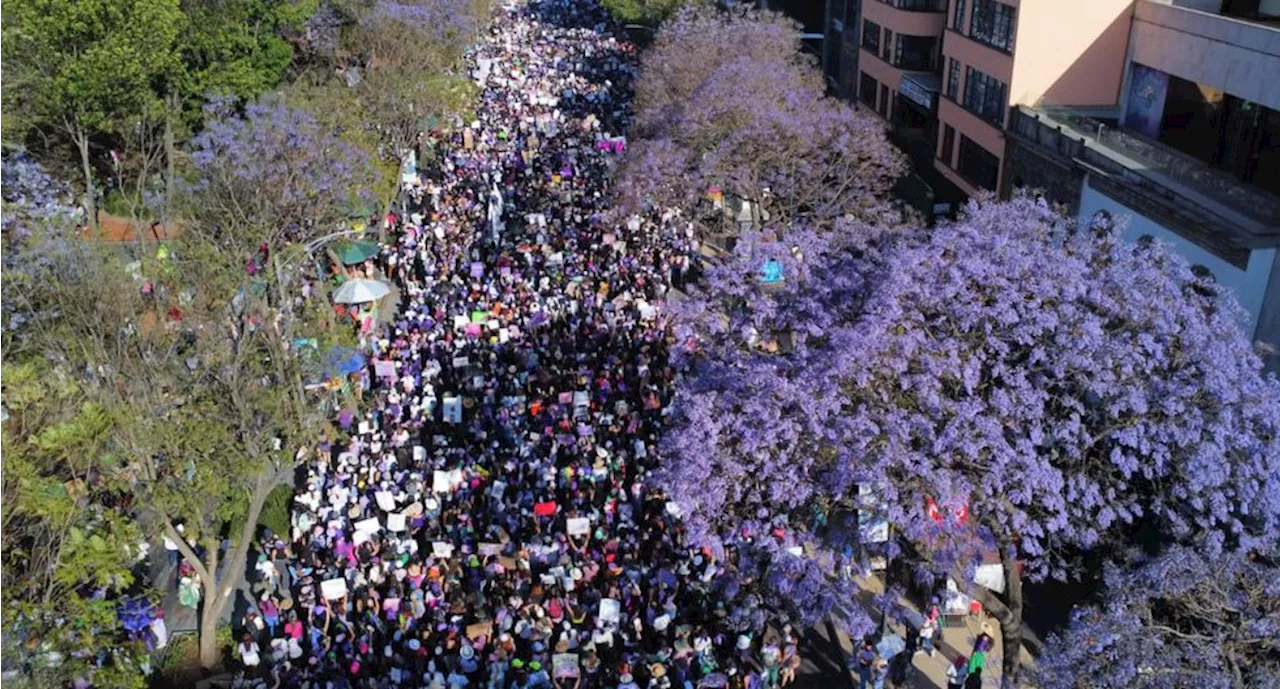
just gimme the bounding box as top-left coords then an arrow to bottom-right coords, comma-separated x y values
850,0 -> 1280,362
1003,0 -> 1280,364
933,0 -> 1135,194
854,0 -> 948,152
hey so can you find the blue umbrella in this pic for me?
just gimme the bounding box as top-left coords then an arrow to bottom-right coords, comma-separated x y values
324,347 -> 366,379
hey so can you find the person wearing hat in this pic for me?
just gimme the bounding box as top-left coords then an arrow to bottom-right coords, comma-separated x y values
616,670 -> 640,689
646,662 -> 670,689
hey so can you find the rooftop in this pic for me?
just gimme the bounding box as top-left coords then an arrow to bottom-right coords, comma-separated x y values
1008,104 -> 1280,259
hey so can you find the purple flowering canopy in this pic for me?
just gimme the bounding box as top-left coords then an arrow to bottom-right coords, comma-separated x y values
186,98 -> 375,251
662,196 -> 1280,681
622,6 -> 905,228
1,152 -> 94,334
1034,546 -> 1279,689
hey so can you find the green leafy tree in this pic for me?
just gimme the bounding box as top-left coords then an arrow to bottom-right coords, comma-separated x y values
602,0 -> 694,28
160,0 -> 318,209
3,100 -> 371,671
2,0 -> 185,229
1,363 -> 150,689
341,1 -> 483,185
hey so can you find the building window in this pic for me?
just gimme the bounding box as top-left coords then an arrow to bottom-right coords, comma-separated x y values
952,0 -> 966,32
894,35 -> 939,72
882,29 -> 893,61
957,135 -> 1000,190
862,19 -> 881,53
888,0 -> 947,12
880,84 -> 890,118
946,58 -> 961,100
941,124 -> 956,165
964,66 -> 1007,125
860,72 -> 879,109
970,0 -> 1016,52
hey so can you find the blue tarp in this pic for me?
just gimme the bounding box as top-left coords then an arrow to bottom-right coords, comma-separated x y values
324,347 -> 366,379
760,259 -> 784,283
876,632 -> 906,660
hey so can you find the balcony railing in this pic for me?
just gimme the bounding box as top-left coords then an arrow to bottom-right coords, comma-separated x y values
879,0 -> 948,11
1008,106 -> 1280,232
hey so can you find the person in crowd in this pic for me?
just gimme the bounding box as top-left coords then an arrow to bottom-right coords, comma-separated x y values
223,1 -> 820,688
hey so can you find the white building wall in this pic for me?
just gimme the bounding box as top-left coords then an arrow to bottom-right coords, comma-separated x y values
1078,178 -> 1276,335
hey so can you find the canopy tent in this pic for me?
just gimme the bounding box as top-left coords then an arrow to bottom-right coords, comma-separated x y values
333,240 -> 381,266
333,278 -> 391,304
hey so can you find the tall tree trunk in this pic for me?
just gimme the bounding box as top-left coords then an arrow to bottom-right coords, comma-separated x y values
197,594 -> 220,665
193,472 -> 279,669
164,92 -> 177,223
76,127 -> 99,232
998,547 -> 1024,688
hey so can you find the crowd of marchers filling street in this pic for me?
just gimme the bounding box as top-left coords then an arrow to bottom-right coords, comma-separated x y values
221,2 -> 810,688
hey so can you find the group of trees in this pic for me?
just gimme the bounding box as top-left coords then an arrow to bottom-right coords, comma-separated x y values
619,6 -> 1280,689
2,100 -> 373,687
1,0 -> 486,230
2,0 -> 486,685
661,194 -> 1280,686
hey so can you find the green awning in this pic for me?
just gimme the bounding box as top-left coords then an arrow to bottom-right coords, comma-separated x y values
333,240 -> 381,265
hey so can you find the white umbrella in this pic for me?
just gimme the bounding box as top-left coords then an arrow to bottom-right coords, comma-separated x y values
333,278 -> 391,304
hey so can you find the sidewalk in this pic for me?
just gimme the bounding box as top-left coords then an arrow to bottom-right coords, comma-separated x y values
797,573 -> 1036,688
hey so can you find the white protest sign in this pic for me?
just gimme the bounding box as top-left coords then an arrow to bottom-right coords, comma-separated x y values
374,361 -> 397,379
432,542 -> 454,558
387,513 -> 407,532
353,530 -> 372,546
566,517 -> 591,537
354,518 -> 381,535
638,301 -> 657,321
321,578 -> 348,600
433,471 -> 452,493
479,542 -> 503,557
490,480 -> 507,499
573,391 -> 589,408
443,396 -> 462,424
553,654 -> 580,679
599,598 -> 620,624
413,445 -> 427,461
375,491 -> 397,512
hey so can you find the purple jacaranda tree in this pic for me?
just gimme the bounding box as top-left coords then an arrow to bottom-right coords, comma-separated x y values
186,97 -> 375,252
633,6 -> 813,131
1,152 -> 94,336
622,5 -> 906,233
1033,546 -> 1280,689
662,196 -> 1280,684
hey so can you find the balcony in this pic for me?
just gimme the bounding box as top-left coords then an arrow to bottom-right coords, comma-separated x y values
1132,0 -> 1280,109
1007,105 -> 1280,249
876,0 -> 948,11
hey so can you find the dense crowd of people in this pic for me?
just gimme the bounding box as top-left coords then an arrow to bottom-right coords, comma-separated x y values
231,2 -> 802,688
